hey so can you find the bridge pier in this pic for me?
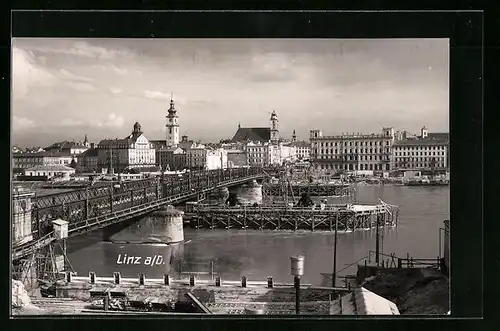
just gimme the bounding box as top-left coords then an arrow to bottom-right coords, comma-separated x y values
148,207 -> 185,244
13,189 -> 35,246
229,180 -> 262,206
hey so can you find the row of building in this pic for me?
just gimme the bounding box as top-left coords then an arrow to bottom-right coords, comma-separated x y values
12,97 -> 449,179
309,126 -> 449,173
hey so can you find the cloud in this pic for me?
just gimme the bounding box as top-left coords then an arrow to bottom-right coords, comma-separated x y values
94,113 -> 125,128
109,87 -> 122,95
29,41 -> 134,60
143,90 -> 187,106
144,90 -> 171,101
12,116 -> 36,131
59,69 -> 94,82
92,63 -> 142,76
244,53 -> 299,83
57,113 -> 125,129
12,48 -> 55,99
59,118 -> 85,127
66,82 -> 95,92
111,66 -> 129,75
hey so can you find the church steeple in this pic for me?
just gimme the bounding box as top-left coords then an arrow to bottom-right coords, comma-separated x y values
168,93 -> 177,116
83,134 -> 89,147
270,109 -> 279,144
166,93 -> 180,148
292,129 -> 297,142
238,122 -> 241,129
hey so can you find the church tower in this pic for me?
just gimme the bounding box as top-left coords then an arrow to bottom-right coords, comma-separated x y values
420,126 -> 429,139
270,110 -> 279,144
83,134 -> 90,148
166,94 -> 180,148
292,129 -> 297,142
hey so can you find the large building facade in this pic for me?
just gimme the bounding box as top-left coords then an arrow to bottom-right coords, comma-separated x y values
44,135 -> 90,155
156,147 -> 186,171
392,126 -> 449,170
76,147 -> 98,173
245,142 -> 271,167
231,111 -> 280,144
12,152 -> 74,173
226,149 -> 249,168
289,130 -> 310,160
97,122 -> 156,172
230,111 -> 299,166
310,127 -> 395,172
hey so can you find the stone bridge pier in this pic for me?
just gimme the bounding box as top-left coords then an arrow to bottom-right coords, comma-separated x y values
229,180 -> 263,206
102,206 -> 185,244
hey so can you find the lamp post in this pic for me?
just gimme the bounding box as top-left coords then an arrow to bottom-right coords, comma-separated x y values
290,254 -> 305,315
332,213 -> 338,287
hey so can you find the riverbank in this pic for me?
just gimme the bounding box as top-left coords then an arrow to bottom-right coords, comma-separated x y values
12,278 -> 352,315
361,267 -> 449,315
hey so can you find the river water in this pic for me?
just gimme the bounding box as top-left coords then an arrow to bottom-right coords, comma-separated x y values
67,185 -> 449,286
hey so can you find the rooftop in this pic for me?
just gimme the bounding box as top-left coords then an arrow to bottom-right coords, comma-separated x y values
231,127 -> 271,143
289,141 -> 310,148
157,146 -> 185,153
78,148 -> 98,157
45,140 -> 88,150
393,138 -> 448,147
13,151 -> 73,158
312,134 -> 392,140
25,165 -> 76,171
428,132 -> 449,140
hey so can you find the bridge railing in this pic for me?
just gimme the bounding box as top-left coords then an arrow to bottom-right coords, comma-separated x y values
30,167 -> 269,238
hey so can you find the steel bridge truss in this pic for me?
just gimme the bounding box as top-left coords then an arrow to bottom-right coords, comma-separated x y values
26,168 -> 268,242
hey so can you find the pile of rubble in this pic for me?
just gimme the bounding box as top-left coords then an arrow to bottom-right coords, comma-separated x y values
362,267 -> 449,315
11,279 -> 44,315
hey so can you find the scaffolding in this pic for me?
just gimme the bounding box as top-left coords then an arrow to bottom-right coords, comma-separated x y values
261,164 -> 354,205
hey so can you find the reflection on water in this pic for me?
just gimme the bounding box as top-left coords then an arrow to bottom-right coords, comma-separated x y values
68,185 -> 449,286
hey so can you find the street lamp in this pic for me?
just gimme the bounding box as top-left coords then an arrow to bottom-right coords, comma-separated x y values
290,254 -> 305,315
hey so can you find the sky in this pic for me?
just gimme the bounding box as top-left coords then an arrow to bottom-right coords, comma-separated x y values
11,38 -> 449,148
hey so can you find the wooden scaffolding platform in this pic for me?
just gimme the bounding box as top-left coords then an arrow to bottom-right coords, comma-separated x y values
187,203 -> 399,232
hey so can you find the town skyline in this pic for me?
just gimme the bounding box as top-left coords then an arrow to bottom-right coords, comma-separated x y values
12,38 -> 449,147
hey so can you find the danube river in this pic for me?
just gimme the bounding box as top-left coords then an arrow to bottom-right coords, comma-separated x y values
67,185 -> 449,286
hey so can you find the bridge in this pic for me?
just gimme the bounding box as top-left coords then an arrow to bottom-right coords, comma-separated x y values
12,167 -> 273,260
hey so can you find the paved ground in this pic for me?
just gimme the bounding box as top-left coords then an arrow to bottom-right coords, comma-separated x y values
13,284 -> 355,315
